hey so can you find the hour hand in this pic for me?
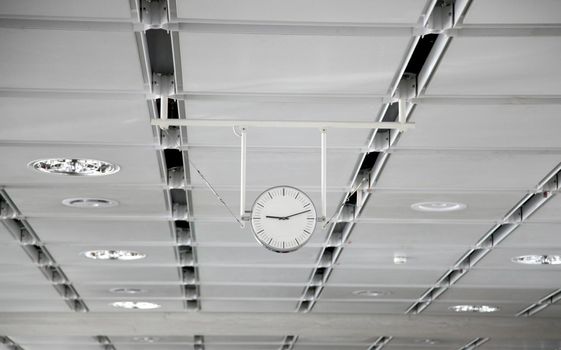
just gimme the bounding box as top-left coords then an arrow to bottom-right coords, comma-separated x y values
265,215 -> 288,220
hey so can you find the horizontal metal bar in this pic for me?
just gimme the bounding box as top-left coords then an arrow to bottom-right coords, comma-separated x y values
447,26 -> 561,37
152,119 -> 414,131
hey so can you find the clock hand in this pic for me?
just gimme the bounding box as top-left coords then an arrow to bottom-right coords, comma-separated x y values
284,210 -> 311,219
265,215 -> 289,220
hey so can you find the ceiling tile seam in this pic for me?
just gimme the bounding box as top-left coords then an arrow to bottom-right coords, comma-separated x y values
367,336 -> 393,350
458,337 -> 490,350
0,336 -> 24,350
278,335 -> 298,350
405,168 -> 561,315
95,336 -> 116,350
134,0 -> 201,311
0,189 -> 88,312
295,0 -> 448,313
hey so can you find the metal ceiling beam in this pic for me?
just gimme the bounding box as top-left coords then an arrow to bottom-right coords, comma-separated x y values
1,313 -> 561,339
151,119 -> 415,131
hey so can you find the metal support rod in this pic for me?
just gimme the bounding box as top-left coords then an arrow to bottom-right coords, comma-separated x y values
398,98 -> 407,124
160,96 -> 168,120
240,128 -> 247,227
320,129 -> 327,221
152,119 -> 414,131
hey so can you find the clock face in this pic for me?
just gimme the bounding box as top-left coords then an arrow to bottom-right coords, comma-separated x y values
251,186 -> 317,253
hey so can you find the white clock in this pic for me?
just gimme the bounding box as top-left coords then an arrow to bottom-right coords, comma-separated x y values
250,186 -> 317,253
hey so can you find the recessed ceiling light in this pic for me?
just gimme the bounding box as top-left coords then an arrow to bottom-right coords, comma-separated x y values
83,250 -> 146,261
449,304 -> 499,313
414,339 -> 438,345
109,288 -> 146,295
352,290 -> 391,297
29,158 -> 119,176
62,198 -> 119,208
411,201 -> 466,212
512,255 -> 561,265
111,301 -> 161,310
132,337 -> 160,343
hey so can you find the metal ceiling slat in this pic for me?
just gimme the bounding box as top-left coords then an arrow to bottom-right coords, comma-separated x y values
0,190 -> 88,312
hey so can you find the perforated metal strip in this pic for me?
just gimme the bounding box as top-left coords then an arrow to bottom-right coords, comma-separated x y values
0,336 -> 25,350
296,0 -> 456,313
406,166 -> 561,314
367,336 -> 393,350
458,338 -> 490,350
0,189 -> 88,312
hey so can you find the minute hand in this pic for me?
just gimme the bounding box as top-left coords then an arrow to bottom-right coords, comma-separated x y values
284,210 -> 311,219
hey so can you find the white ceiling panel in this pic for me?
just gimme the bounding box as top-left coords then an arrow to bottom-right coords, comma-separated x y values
73,284 -> 184,299
456,269 -> 561,289
349,222 -> 490,247
7,187 -> 167,218
12,337 -> 97,345
194,222 -> 329,246
479,339 -> 561,349
321,286 -> 425,301
205,346 -> 279,350
0,222 -> 15,242
0,298 -> 69,312
186,98 -> 381,121
0,97 -> 153,144
47,244 -> 177,266
187,127 -> 370,149
179,33 -> 410,94
337,246 -> 466,269
438,287 -> 552,303
527,195 -> 561,223
85,299 -> 184,312
189,149 -> 356,188
499,223 -> 561,248
0,0 -> 133,19
111,336 -> 194,344
198,266 -> 310,284
116,346 -> 201,350
375,152 -> 559,190
0,145 -> 162,185
400,104 -> 561,149
201,285 -> 302,299
0,283 -> 62,299
464,0 -> 561,24
294,346 -> 363,350
0,264 -> 52,284
21,346 -> 107,350
175,0 -> 424,24
389,338 -> 468,348
313,301 -> 407,314
0,29 -> 144,91
0,244 -> 35,264
328,268 -> 442,286
426,37 -> 561,95
28,219 -> 174,244
533,305 -> 561,318
201,300 -> 296,312
360,191 -> 522,221
61,266 -> 180,284
196,246 -> 320,266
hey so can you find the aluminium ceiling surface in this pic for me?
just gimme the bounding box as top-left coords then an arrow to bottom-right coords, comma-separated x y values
1,0 -> 561,348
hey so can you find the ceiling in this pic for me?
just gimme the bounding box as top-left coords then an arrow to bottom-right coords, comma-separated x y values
1,0 -> 561,349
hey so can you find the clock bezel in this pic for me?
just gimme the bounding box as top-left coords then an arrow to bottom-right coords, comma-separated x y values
250,185 -> 317,253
